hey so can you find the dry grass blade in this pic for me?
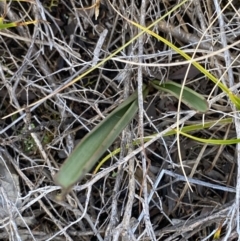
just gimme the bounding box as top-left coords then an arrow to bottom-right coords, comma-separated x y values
0,0 -> 240,240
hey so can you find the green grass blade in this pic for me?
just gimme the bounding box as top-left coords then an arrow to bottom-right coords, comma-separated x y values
54,86 -> 149,195
130,19 -> 240,109
178,131 -> 240,145
93,117 -> 233,174
229,94 -> 240,110
146,118 -> 233,139
151,80 -> 208,113
0,20 -> 37,29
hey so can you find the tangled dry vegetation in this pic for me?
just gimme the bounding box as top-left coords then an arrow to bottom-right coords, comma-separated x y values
0,0 -> 240,240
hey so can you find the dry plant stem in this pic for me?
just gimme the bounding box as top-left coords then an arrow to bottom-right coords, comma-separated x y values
47,189 -> 104,241
0,6 -> 50,163
118,132 -> 135,241
214,0 -> 234,88
228,140 -> 240,237
175,0 -> 234,194
94,13 -> 119,90
104,163 -> 125,240
110,38 -> 240,69
0,59 -> 92,130
0,30 -> 83,60
121,175 -> 136,240
2,28 -> 240,67
2,0 -> 189,120
2,28 -> 239,68
173,142 -> 209,213
2,4 -> 56,173
0,0 -> 240,241
208,124 -> 231,171
104,68 -> 132,241
1,4 -> 79,239
209,81 -> 240,107
157,201 -> 233,240
175,6 -> 200,192
103,29 -> 135,239
92,29 -> 108,65
175,123 -> 231,211
222,160 -> 236,204
1,149 -> 72,240
70,0 -> 85,34
111,133 -> 135,241
175,10 -> 188,34
218,231 -> 238,241
33,0 -> 54,44
192,0 -> 207,31
133,168 -> 236,235
2,1 -> 89,132
1,188 -> 21,241
157,20 -> 218,51
213,0 -> 240,239
104,165 -> 124,241
137,0 -> 156,240
117,60 -> 135,240
25,109 -> 51,169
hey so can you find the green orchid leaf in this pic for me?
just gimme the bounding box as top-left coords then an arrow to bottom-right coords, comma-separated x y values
54,85 -> 149,196
151,80 -> 208,113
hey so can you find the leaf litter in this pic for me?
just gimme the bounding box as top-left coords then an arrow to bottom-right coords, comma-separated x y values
0,0 -> 239,240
